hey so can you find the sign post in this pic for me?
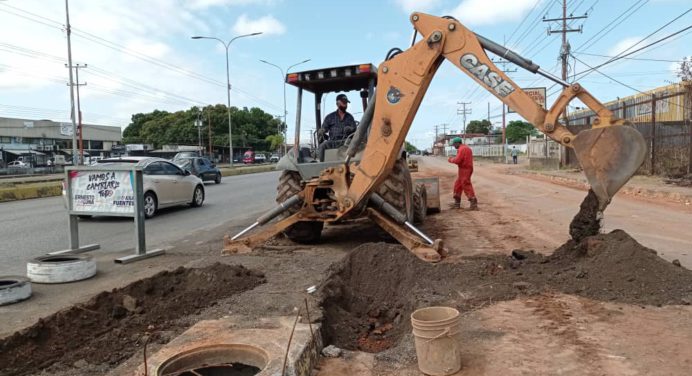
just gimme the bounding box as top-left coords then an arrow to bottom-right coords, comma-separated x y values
51,165 -> 164,263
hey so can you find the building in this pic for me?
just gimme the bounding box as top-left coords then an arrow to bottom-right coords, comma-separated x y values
0,117 -> 122,167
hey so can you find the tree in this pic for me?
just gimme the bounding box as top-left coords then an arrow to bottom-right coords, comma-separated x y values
404,141 -> 418,154
505,120 -> 538,143
265,134 -> 285,151
677,56 -> 691,82
121,105 -> 282,151
465,119 -> 492,135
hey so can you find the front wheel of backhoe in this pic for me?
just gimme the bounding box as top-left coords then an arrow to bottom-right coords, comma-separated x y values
276,170 -> 323,243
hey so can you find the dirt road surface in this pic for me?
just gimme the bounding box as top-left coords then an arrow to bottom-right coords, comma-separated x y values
418,157 -> 692,268
2,156 -> 691,376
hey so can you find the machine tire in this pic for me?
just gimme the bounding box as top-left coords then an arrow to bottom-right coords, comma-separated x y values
276,170 -> 323,243
215,173 -> 222,184
375,158 -> 415,223
413,183 -> 427,224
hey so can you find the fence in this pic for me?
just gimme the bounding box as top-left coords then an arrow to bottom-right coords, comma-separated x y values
470,144 -> 505,157
528,138 -> 561,169
565,88 -> 691,177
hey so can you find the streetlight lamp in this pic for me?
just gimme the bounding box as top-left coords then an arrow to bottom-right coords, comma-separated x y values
259,58 -> 310,155
192,32 -> 262,166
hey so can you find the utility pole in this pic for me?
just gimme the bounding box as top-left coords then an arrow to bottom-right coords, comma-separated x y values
544,0 -> 587,120
66,63 -> 87,163
64,0 -> 78,165
457,102 -> 471,141
207,108 -> 213,158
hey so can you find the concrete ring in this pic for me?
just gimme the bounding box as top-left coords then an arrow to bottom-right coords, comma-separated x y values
27,254 -> 97,284
0,276 -> 32,306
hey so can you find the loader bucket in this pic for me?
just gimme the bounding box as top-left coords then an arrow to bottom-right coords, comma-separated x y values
572,125 -> 647,211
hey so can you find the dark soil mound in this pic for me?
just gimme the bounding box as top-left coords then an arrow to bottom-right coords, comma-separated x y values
320,231 -> 692,353
0,263 -> 265,376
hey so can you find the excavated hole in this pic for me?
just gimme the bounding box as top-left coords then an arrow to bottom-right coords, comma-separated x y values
321,234 -> 692,353
0,263 -> 266,376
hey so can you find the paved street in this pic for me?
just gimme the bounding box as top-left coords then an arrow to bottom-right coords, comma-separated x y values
0,171 -> 280,275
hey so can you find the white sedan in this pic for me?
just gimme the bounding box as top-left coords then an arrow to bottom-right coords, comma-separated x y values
65,157 -> 205,218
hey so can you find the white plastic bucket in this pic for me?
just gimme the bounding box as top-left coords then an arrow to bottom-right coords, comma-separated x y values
411,306 -> 462,376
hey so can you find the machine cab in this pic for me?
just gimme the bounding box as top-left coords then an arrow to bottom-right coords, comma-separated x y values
281,63 -> 377,179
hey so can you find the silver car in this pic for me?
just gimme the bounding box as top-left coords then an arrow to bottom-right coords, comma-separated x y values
65,157 -> 205,218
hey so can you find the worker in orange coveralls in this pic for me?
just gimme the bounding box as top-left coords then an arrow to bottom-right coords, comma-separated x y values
448,137 -> 478,210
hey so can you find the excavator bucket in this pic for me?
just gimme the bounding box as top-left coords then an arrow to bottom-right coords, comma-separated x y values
571,125 -> 647,210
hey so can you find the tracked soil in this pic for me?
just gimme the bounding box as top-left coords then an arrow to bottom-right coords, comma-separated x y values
0,263 -> 265,376
320,230 -> 692,353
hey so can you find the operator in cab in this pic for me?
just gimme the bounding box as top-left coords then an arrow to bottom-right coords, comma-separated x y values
317,93 -> 357,161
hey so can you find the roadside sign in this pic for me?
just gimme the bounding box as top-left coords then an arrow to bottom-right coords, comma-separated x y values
508,87 -> 546,113
52,165 -> 164,264
69,170 -> 135,214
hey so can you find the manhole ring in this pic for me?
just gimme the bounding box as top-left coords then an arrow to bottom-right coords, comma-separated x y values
0,276 -> 32,306
156,344 -> 269,376
27,254 -> 97,284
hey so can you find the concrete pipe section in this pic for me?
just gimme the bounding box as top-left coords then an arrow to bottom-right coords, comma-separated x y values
27,254 -> 97,284
156,344 -> 268,376
0,276 -> 32,306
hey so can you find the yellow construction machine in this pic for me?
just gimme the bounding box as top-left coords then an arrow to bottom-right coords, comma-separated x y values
223,13 -> 647,262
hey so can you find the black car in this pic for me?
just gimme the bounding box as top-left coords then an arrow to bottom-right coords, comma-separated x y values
174,157 -> 222,184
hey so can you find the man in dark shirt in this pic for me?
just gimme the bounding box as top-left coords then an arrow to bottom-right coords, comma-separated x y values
317,93 -> 357,160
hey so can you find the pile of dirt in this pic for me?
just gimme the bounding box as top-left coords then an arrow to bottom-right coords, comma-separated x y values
0,263 -> 265,376
320,231 -> 692,354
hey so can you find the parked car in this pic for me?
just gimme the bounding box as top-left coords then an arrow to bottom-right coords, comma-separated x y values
269,154 -> 280,163
174,157 -> 222,184
63,157 -> 205,219
254,153 -> 267,164
172,151 -> 201,161
8,160 -> 29,168
242,150 -> 255,164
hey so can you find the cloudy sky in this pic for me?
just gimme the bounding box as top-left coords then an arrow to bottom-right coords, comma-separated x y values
0,0 -> 689,149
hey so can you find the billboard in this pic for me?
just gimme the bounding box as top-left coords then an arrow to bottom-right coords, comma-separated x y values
508,87 -> 546,113
69,170 -> 135,214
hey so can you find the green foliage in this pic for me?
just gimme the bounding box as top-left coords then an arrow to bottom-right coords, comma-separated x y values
404,141 -> 418,153
122,105 -> 283,152
465,119 -> 492,135
677,56 -> 691,82
506,120 -> 538,143
265,134 -> 285,151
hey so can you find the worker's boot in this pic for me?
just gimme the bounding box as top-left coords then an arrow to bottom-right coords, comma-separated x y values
451,197 -> 461,209
469,197 -> 479,211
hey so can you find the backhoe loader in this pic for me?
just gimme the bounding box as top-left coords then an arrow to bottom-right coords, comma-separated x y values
223,12 -> 647,262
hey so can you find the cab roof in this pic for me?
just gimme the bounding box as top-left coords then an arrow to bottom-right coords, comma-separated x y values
285,63 -> 377,94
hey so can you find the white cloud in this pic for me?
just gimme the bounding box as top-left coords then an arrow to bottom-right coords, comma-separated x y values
188,0 -> 278,10
608,37 -> 642,57
447,0 -> 539,26
232,14 -> 286,36
124,39 -> 171,61
395,0 -> 442,13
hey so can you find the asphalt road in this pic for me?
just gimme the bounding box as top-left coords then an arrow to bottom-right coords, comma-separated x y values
0,171 -> 280,275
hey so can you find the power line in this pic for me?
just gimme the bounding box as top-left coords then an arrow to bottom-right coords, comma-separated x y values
0,3 -> 283,112
573,52 -> 684,63
574,0 -> 649,52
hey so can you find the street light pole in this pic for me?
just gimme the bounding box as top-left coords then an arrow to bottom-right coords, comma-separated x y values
192,32 -> 262,166
259,58 -> 310,155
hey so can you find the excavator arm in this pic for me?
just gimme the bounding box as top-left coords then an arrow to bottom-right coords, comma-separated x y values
344,12 -> 646,213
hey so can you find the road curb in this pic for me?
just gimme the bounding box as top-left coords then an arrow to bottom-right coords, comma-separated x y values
0,165 -> 276,203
